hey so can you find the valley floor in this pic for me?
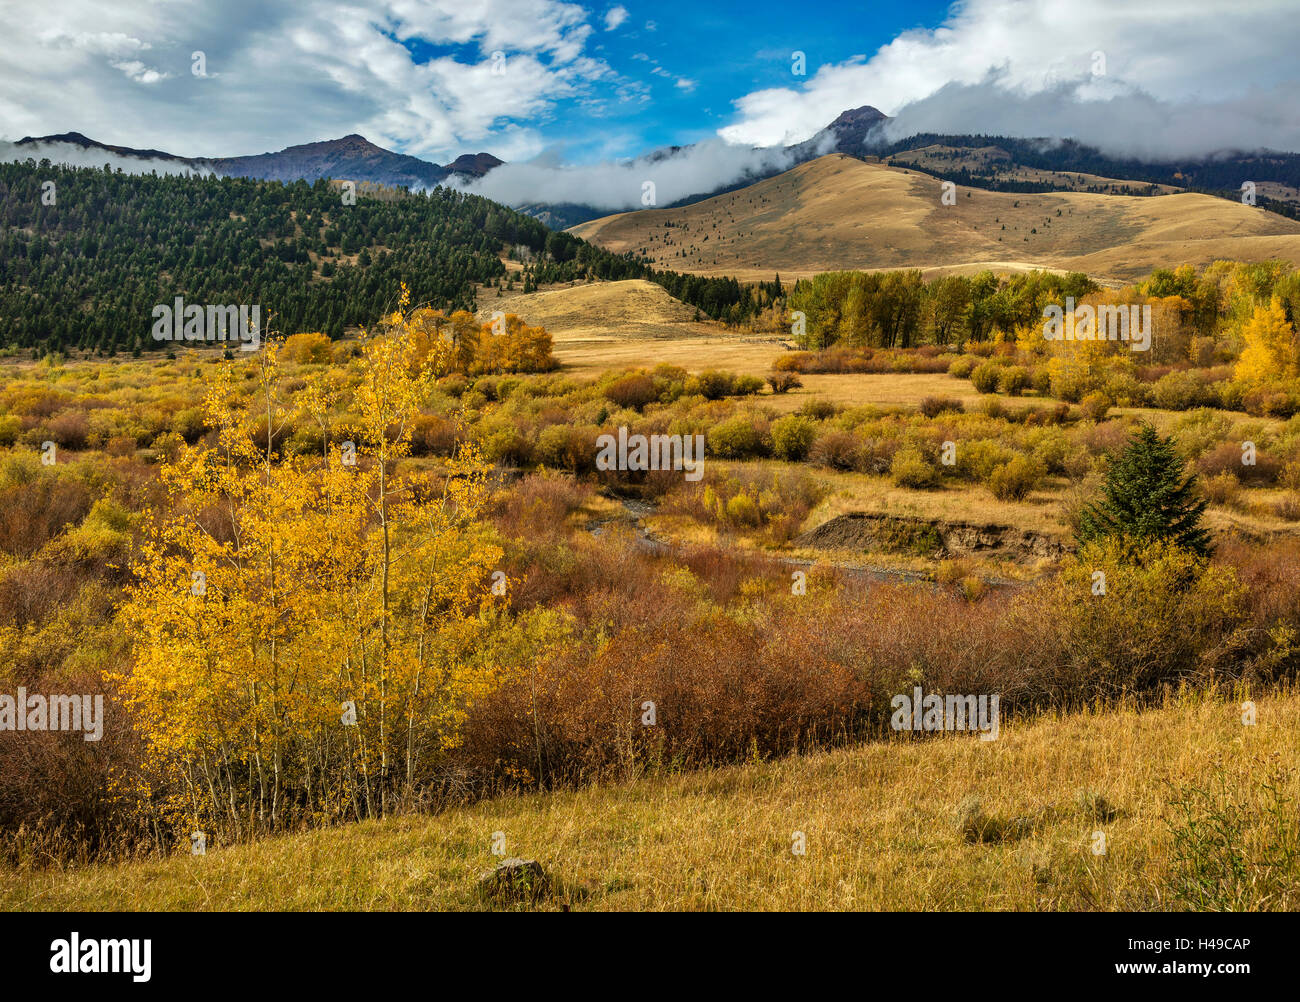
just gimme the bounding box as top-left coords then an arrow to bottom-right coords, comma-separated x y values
4,691 -> 1295,911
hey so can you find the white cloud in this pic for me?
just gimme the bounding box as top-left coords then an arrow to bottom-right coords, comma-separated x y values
1,138 -> 214,175
111,60 -> 169,84
718,0 -> 1300,159
448,137 -> 799,212
604,6 -> 628,31
0,0 -> 612,161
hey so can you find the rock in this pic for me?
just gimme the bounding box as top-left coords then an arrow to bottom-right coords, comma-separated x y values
478,858 -> 550,901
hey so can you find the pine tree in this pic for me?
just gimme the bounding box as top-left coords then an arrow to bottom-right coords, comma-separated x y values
1077,423 -> 1211,556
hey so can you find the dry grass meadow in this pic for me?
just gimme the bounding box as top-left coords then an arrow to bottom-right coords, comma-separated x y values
5,689 -> 1294,911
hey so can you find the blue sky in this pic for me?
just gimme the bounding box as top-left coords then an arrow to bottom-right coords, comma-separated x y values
538,1 -> 955,162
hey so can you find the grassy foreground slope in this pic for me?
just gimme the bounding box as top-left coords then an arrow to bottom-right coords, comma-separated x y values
5,691 -> 1296,911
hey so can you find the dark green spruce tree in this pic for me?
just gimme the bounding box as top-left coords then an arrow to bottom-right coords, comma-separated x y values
1077,424 -> 1212,556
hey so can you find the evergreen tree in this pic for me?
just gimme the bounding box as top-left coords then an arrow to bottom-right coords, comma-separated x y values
1077,424 -> 1211,556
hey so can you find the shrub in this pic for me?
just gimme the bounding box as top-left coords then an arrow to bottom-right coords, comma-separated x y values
480,424 -> 532,466
0,415 -> 19,448
172,407 -> 206,443
988,455 -> 1042,501
708,415 -> 767,459
798,398 -> 838,421
281,331 -> 333,364
1195,440 -> 1279,484
732,375 -> 765,396
772,352 -> 810,372
970,361 -> 1002,394
685,369 -> 735,400
1152,370 -> 1209,411
1047,358 -> 1090,402
998,366 -> 1029,396
439,373 -> 469,397
766,371 -> 802,394
956,439 -> 1018,482
890,446 -> 939,489
1200,472 -> 1240,507
1102,372 -> 1148,408
410,413 -> 460,456
106,435 -> 138,458
947,356 -> 976,379
809,430 -> 860,470
1275,493 -> 1300,521
1282,458 -> 1300,493
1242,383 -> 1300,418
46,411 -> 90,450
1079,391 -> 1111,422
604,373 -> 659,411
770,414 -> 817,462
1044,538 -> 1245,692
1171,409 -> 1232,461
724,492 -> 761,527
919,396 -> 964,418
1025,428 -> 1071,474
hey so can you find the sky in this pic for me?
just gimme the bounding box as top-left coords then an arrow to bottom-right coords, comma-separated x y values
3,0 -> 1300,210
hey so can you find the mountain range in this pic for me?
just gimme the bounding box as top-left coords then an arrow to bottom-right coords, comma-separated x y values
15,105 -> 1300,230
13,108 -> 889,210
14,131 -> 503,189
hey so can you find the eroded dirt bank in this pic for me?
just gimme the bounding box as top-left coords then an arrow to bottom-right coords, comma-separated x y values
796,511 -> 1069,562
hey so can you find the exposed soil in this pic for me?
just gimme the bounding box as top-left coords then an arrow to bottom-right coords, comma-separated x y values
796,511 -> 1068,563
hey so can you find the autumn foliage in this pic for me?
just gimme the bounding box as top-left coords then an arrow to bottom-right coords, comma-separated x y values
115,292 -> 505,841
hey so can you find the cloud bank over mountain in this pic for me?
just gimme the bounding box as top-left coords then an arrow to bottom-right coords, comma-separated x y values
719,0 -> 1300,161
447,137 -> 816,212
0,139 -> 214,176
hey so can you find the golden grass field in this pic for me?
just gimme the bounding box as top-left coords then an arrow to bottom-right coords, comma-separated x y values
478,276 -> 794,378
5,690 -> 1293,911
571,154 -> 1300,284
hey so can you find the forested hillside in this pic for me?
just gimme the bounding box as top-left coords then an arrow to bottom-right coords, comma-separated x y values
0,160 -> 766,355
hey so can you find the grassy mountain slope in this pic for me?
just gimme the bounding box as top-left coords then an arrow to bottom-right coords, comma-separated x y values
572,154 -> 1300,284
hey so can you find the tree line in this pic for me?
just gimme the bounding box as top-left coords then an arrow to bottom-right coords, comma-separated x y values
787,268 -> 1099,349
0,159 -> 769,355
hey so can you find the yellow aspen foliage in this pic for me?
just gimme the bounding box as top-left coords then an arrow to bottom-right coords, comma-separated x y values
470,313 -> 554,375
1235,297 -> 1298,384
114,302 -> 505,843
1013,321 -> 1048,357
281,330 -> 334,364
